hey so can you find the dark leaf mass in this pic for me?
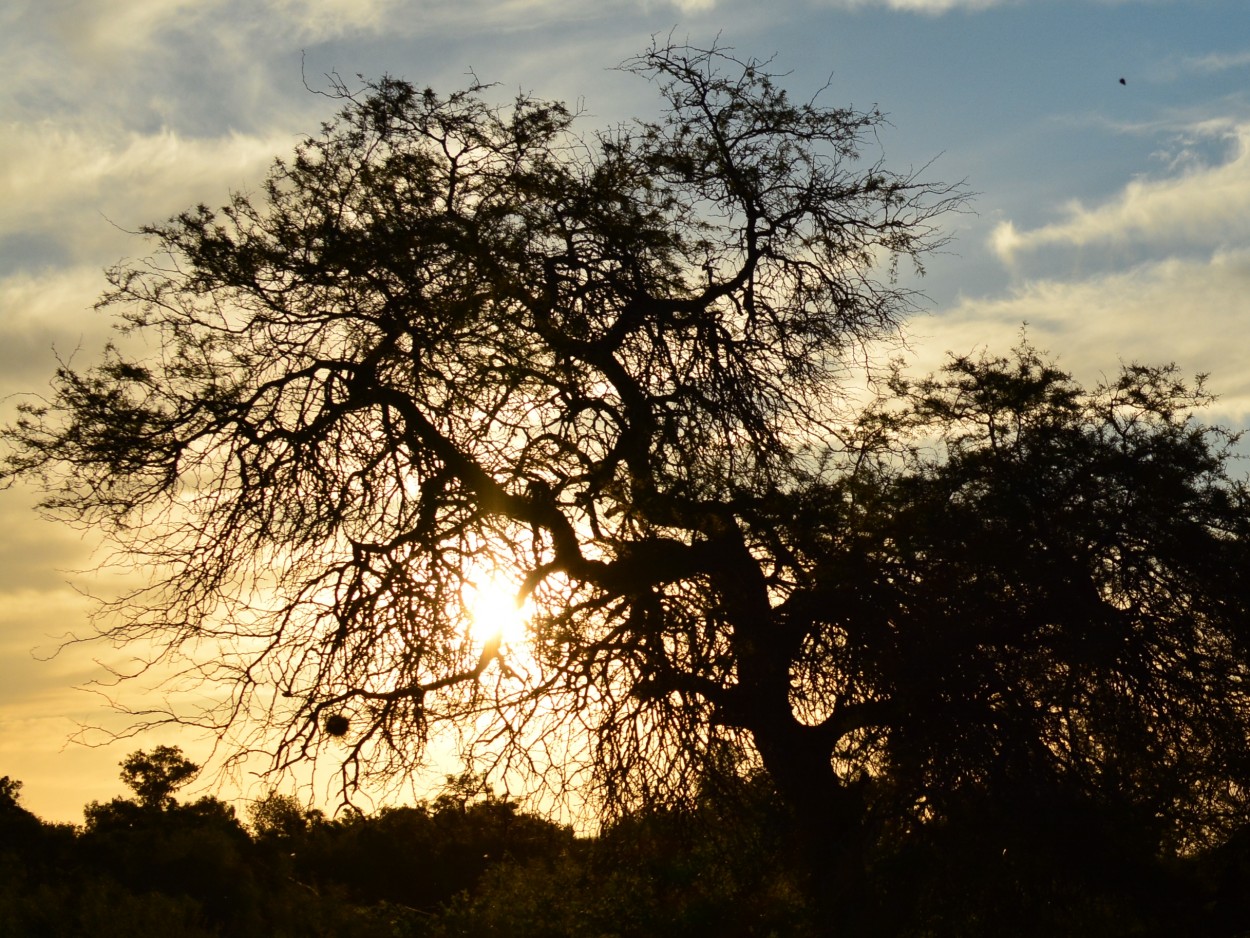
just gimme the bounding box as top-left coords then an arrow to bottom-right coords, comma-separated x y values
324,714 -> 351,738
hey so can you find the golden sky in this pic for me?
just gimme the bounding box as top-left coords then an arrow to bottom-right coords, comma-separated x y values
5,0 -> 1250,823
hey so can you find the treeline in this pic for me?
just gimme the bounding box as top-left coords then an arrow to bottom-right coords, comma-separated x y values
3,748 -> 1250,937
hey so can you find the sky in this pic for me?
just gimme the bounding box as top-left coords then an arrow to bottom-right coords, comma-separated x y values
3,0 -> 1250,825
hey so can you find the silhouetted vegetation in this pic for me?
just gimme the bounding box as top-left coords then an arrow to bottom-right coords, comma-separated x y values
5,38 -> 1250,935
5,748 -> 1250,936
0,750 -> 574,937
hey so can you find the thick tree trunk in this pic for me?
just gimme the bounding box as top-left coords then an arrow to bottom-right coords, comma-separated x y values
753,723 -> 873,937
708,531 -> 877,932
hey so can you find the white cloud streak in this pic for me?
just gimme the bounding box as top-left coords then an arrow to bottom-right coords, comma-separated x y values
807,0 -> 1156,11
990,122 -> 1250,261
0,122 -> 291,262
1182,48 -> 1250,74
18,0 -> 405,60
852,0 -> 1002,10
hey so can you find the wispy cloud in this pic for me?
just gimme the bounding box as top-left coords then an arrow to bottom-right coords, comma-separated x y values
0,123 -> 290,261
868,0 -> 1002,10
798,0 -> 1173,15
1181,48 -> 1250,74
811,0 -> 1167,12
33,0 -> 205,58
914,248 -> 1250,424
272,0 -> 408,41
811,0 -> 1005,10
990,122 -> 1250,261
16,0 -> 406,58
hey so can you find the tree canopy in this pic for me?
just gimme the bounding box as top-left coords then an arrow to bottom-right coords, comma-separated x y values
116,744 -> 199,810
1,40 -> 960,800
819,346 -> 1250,854
5,38 -> 1250,924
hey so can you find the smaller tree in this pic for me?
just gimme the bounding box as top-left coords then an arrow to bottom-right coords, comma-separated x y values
434,769 -> 494,814
248,790 -> 324,840
0,775 -> 23,811
0,774 -> 44,848
82,746 -> 266,932
119,745 -> 198,810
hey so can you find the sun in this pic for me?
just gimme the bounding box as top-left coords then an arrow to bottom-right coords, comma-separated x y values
465,574 -> 531,651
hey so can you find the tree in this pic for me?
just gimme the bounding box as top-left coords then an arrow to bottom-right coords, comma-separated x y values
0,776 -> 24,812
248,790 -> 324,840
809,343 -> 1250,930
433,772 -> 816,938
0,775 -> 45,854
79,747 -> 275,933
844,345 -> 1250,838
1,39 -> 958,813
83,746 -> 199,831
118,745 -> 198,810
6,35 -> 1250,928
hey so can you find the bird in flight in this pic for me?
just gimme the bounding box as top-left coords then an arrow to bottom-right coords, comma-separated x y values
1119,77 -> 1127,85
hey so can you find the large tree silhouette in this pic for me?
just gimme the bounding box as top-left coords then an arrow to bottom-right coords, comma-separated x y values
2,40 -> 959,801
6,38 -> 1250,926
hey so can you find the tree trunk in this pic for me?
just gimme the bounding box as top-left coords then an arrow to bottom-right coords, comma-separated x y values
752,719 -> 874,936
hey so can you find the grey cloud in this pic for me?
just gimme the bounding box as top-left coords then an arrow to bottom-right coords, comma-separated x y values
0,235 -> 73,278
1181,48 -> 1250,75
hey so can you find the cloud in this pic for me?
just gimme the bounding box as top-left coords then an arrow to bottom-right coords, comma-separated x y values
990,122 -> 1250,261
0,1 -> 437,138
10,0 -> 661,63
866,0 -> 1002,9
0,718 -> 126,823
0,483 -> 103,596
910,248 -> 1250,426
13,0 -> 401,62
796,0 -> 1173,15
804,0 -> 1004,9
269,0 -> 408,42
1181,48 -> 1250,75
0,121 -> 291,266
18,0 -> 201,60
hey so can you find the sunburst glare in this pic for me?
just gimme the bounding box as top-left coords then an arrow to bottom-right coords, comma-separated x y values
464,574 -> 532,652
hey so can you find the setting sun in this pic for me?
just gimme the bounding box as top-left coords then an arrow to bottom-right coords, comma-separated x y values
465,574 -> 531,651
